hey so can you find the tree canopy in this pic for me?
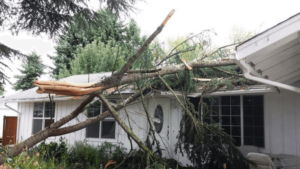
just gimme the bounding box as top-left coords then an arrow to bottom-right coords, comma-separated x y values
51,10 -> 152,79
13,52 -> 44,91
0,0 -> 143,88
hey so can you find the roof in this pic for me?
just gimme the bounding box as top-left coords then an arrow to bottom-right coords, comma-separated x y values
0,72 -> 131,102
235,12 -> 300,92
236,12 -> 300,49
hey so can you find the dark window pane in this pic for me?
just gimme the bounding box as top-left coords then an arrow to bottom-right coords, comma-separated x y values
33,103 -> 43,117
244,106 -> 253,115
221,96 -> 230,105
222,126 -> 230,135
232,126 -> 241,136
44,102 -> 55,118
101,121 -> 116,139
254,127 -> 264,137
210,97 -> 219,106
244,137 -> 254,145
231,96 -> 240,105
32,119 -> 43,134
253,106 -> 264,116
86,121 -> 100,138
231,116 -> 241,125
221,116 -> 230,125
44,119 -> 54,128
231,106 -> 240,115
244,127 -> 253,136
254,137 -> 264,147
253,96 -> 263,105
221,106 -> 230,115
253,116 -> 264,126
88,101 -> 101,117
244,116 -> 253,126
211,106 -> 219,115
212,116 -> 220,123
243,96 -> 253,106
232,137 -> 241,146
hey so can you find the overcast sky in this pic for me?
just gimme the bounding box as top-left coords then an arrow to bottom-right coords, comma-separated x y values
1,0 -> 300,96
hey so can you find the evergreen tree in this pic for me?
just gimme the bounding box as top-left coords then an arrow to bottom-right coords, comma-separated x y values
0,0 -> 143,87
52,10 -> 152,79
13,52 -> 44,91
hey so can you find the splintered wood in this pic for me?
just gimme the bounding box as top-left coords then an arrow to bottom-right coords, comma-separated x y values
34,80 -> 105,99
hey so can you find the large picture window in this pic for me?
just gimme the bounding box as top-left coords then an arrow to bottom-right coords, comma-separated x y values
86,100 -> 116,139
32,102 -> 55,134
201,95 -> 264,147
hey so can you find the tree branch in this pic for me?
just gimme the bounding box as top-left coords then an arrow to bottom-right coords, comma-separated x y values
116,9 -> 175,75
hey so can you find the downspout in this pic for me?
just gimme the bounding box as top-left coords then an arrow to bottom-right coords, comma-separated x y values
5,102 -> 21,143
5,103 -> 21,115
230,54 -> 300,94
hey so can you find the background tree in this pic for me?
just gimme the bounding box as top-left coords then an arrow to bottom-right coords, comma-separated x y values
0,0 -> 143,87
53,11 -> 153,79
13,52 -> 44,91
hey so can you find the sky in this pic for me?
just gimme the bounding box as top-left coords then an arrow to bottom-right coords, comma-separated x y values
1,0 -> 300,96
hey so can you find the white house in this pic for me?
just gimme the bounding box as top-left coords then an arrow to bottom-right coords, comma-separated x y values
2,12 -> 300,167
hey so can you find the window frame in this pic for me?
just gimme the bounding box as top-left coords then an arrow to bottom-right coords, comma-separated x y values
201,95 -> 264,148
32,102 -> 56,135
85,99 -> 118,142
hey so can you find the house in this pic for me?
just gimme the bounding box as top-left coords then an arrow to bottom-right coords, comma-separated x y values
2,12 -> 300,167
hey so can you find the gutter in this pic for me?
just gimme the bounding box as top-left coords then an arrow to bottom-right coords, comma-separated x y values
5,102 -> 21,143
231,54 -> 300,94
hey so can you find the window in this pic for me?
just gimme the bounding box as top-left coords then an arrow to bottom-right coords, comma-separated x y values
86,100 -> 116,139
200,95 -> 264,147
243,96 -> 264,147
154,105 -> 164,133
32,102 -> 55,134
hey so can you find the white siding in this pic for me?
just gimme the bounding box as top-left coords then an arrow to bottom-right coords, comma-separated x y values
264,86 -> 300,156
0,102 -> 18,139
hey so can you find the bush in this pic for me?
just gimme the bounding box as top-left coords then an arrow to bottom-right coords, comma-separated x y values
68,141 -> 126,169
28,137 -> 69,164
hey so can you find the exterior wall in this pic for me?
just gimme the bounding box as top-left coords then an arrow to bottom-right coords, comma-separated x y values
16,96 -> 191,164
0,102 -> 18,139
263,87 -> 300,156
17,100 -> 147,148
18,89 -> 300,165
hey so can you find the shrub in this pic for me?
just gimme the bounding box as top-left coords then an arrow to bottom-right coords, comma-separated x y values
68,141 -> 126,169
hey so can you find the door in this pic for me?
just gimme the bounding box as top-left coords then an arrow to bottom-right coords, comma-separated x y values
2,116 -> 18,146
147,98 -> 171,157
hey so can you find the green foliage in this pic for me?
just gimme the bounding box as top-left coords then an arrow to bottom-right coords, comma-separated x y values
0,85 -> 3,95
1,138 -> 69,169
68,141 -> 126,169
60,40 -> 125,78
229,25 -> 258,44
175,97 -> 251,169
52,9 -> 151,79
13,52 -> 44,91
29,137 -> 69,163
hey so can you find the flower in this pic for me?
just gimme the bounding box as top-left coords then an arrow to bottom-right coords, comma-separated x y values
21,160 -> 25,164
33,161 -> 38,166
25,155 -> 30,159
34,152 -> 40,157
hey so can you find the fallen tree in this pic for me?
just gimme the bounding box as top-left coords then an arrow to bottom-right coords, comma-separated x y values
0,9 -> 252,168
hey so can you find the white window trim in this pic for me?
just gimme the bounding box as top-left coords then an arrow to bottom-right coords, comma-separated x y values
32,102 -> 56,136
85,100 -> 118,142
